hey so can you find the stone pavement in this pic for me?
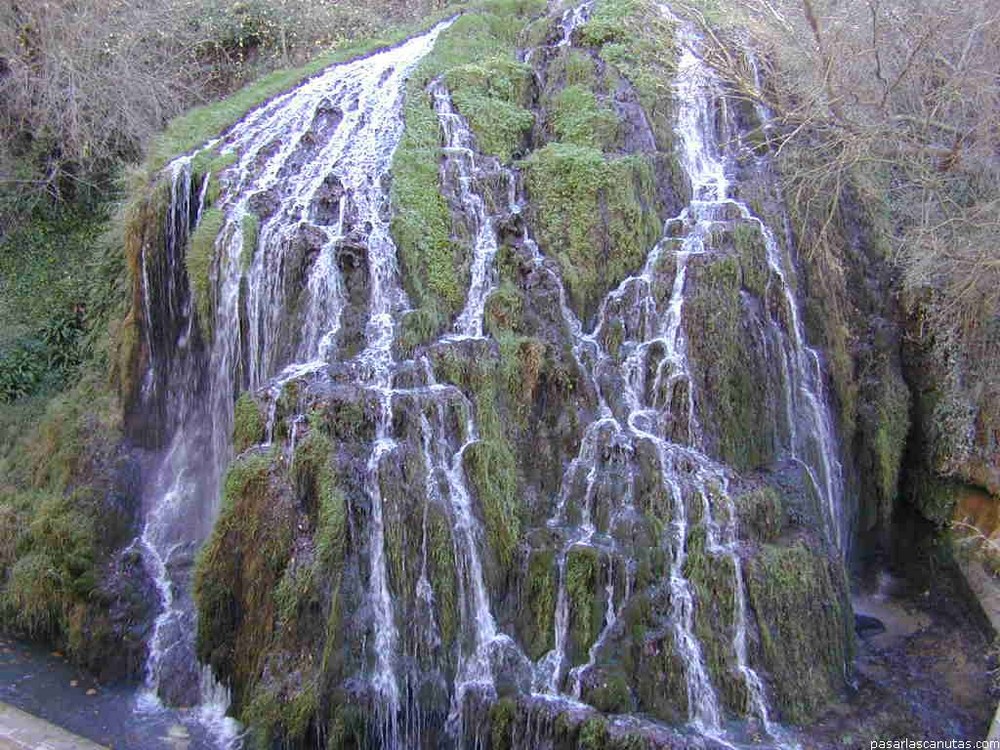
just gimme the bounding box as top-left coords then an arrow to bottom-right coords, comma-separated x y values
0,702 -> 107,750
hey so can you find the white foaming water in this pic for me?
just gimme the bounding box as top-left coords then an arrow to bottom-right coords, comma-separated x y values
417,386 -> 524,733
557,1 -> 594,47
430,80 -> 512,340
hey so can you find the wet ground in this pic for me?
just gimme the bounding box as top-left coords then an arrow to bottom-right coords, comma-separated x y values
805,566 -> 996,749
0,637 -> 236,749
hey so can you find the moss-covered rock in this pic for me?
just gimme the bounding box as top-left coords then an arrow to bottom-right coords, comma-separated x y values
859,358 -> 911,534
523,547 -> 557,660
581,669 -> 633,713
547,84 -> 619,150
233,392 -> 266,453
465,438 -> 521,571
241,668 -> 319,750
745,540 -> 853,723
735,485 -> 786,544
581,0 -> 677,151
194,450 -> 296,691
392,82 -> 465,330
391,1 -> 545,344
445,57 -> 535,161
522,143 -> 661,323
0,378 -> 145,681
683,524 -> 746,713
490,696 -> 518,750
186,207 -> 224,341
426,502 -> 459,651
684,250 -> 778,471
565,545 -> 604,666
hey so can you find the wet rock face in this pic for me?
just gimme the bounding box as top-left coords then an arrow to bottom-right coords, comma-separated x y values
75,536 -> 158,684
118,5 -> 898,748
335,238 -> 371,358
310,174 -> 346,226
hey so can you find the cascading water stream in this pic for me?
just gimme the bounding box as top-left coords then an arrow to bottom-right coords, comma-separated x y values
668,11 -> 846,553
135,22 -> 451,749
131,3 -> 850,746
136,156 -> 239,748
557,0 -> 594,46
520,5 -> 843,745
429,81 -> 511,340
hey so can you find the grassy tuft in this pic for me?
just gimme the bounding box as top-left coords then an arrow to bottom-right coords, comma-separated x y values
464,439 -> 521,570
565,544 -> 602,662
233,393 -> 266,453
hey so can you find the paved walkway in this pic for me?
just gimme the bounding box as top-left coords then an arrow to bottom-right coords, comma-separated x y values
0,702 -> 106,750
956,553 -> 1000,740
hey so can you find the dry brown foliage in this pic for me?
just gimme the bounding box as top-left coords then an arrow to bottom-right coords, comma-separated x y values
0,0 -> 452,205
680,0 -> 999,355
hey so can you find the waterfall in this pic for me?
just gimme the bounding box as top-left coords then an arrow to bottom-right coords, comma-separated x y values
135,22 -> 451,747
430,80 -> 509,340
522,6 -> 842,746
130,2 -> 848,746
669,15 -> 846,553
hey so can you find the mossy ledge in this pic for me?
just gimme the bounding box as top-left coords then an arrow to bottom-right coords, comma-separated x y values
522,144 -> 661,324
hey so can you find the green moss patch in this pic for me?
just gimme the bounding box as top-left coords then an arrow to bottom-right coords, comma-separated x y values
446,57 -> 535,161
194,450 -> 296,687
427,503 -> 459,650
186,206 -> 224,341
431,342 -> 527,587
578,0 -> 677,147
392,82 -> 464,329
547,84 -> 619,150
565,545 -> 603,664
490,696 -> 517,750
241,212 -> 260,270
464,439 -> 521,570
729,222 -> 770,299
684,253 -> 777,470
683,524 -> 744,713
745,541 -> 853,723
734,485 -> 786,543
522,143 -> 660,322
524,547 -> 557,659
233,393 -> 266,453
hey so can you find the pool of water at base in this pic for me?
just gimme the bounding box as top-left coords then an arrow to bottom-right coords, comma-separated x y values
0,634 -> 236,749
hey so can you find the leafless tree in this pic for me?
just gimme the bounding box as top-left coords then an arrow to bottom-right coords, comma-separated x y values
681,0 -> 999,351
